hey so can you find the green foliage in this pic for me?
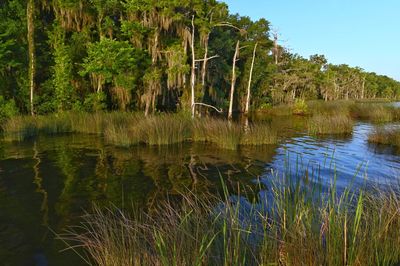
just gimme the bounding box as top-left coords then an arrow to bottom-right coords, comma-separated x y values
1,0 -> 400,115
83,92 -> 107,112
50,25 -> 75,111
0,96 -> 18,122
292,98 -> 308,115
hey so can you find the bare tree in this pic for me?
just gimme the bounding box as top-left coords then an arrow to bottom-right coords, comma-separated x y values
27,0 -> 36,116
228,40 -> 240,120
245,42 -> 258,115
190,16 -> 221,118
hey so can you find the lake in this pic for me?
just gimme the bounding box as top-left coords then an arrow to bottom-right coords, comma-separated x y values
1,116 -> 400,265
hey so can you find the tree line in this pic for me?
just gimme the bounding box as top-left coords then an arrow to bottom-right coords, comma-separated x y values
1,0 -> 399,118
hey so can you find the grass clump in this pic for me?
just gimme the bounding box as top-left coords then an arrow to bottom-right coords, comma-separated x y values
193,119 -> 277,150
368,127 -> 400,147
193,118 -> 242,150
308,114 -> 354,135
140,114 -> 192,145
62,172 -> 400,266
1,112 -> 278,148
350,104 -> 393,123
36,114 -> 73,135
240,124 -> 278,145
1,116 -> 38,141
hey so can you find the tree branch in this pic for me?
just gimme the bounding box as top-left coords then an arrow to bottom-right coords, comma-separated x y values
192,102 -> 223,113
195,55 -> 219,62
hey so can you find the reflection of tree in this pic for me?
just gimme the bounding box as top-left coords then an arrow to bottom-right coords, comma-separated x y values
32,141 -> 49,226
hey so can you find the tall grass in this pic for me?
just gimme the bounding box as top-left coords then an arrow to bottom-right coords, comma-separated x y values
350,104 -> 394,123
368,127 -> 400,147
308,114 -> 354,135
61,172 -> 400,266
140,114 -> 192,145
193,118 -> 277,150
1,116 -> 38,141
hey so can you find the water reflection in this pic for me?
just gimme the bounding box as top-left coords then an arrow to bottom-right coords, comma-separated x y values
2,120 -> 400,264
0,135 -> 276,265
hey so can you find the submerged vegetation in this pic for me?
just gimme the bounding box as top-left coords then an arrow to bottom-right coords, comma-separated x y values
62,173 -> 400,266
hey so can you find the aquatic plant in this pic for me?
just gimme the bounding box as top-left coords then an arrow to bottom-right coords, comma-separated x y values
368,127 -> 400,147
350,104 -> 393,123
61,172 -> 400,266
1,116 -> 38,141
308,114 -> 354,135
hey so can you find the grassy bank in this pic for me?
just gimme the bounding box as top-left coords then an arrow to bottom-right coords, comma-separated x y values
0,112 -> 277,150
61,174 -> 400,266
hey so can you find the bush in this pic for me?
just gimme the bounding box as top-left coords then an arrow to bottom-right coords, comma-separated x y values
292,99 -> 308,115
0,96 -> 19,122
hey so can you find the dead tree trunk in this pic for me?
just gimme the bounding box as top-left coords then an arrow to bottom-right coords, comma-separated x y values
27,0 -> 35,116
201,33 -> 210,88
190,16 -> 196,118
273,32 -> 279,65
245,42 -> 258,115
228,40 -> 240,120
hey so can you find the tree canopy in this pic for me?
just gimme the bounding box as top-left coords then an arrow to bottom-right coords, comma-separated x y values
1,0 -> 399,116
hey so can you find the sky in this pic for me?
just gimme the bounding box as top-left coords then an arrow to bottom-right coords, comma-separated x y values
224,0 -> 400,81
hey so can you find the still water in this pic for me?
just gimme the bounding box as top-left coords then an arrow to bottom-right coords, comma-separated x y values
0,121 -> 399,265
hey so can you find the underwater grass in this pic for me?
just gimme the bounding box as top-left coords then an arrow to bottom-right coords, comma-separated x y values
308,114 -> 354,135
61,171 -> 400,266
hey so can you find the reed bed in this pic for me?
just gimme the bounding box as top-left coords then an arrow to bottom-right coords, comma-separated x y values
308,114 -> 354,135
1,112 -> 278,149
193,118 -> 277,150
350,104 -> 394,123
368,127 -> 400,147
61,173 -> 400,266
1,116 -> 38,141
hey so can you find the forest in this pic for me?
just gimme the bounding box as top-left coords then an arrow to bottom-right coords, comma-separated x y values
1,0 -> 400,120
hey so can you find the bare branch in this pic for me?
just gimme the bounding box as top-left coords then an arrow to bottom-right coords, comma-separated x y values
195,55 -> 220,62
192,102 -> 223,113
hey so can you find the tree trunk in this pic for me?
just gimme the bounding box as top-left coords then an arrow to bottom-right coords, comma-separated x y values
190,16 -> 196,118
201,34 -> 210,88
27,0 -> 35,116
245,42 -> 258,115
361,76 -> 365,99
228,40 -> 240,120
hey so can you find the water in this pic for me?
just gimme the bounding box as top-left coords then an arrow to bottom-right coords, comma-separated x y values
1,121 -> 400,264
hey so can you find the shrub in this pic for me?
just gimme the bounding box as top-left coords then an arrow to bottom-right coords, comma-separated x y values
0,96 -> 19,122
292,99 -> 308,115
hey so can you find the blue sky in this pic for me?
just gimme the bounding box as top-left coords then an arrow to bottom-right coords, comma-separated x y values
224,0 -> 400,81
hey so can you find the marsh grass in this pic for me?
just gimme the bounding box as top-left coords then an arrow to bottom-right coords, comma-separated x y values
193,118 -> 242,150
368,127 -> 400,147
140,114 -> 192,145
61,172 -> 400,266
240,124 -> 278,145
350,104 -> 394,123
308,114 -> 354,135
193,119 -> 278,150
1,116 -> 38,141
307,100 -> 353,116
